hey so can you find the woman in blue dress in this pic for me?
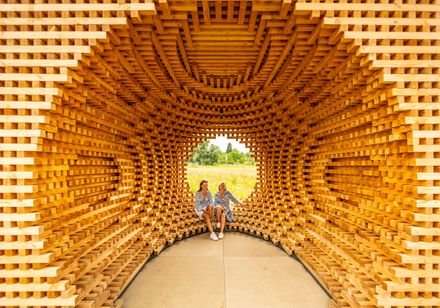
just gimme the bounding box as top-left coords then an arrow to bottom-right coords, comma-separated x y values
194,180 -> 218,241
214,182 -> 240,239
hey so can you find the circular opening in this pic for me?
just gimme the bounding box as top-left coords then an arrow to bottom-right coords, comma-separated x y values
186,136 -> 257,202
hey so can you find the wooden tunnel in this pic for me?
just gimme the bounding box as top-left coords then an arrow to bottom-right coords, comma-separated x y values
0,0 -> 439,307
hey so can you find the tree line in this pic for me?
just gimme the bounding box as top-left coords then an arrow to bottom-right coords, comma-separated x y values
188,141 -> 255,165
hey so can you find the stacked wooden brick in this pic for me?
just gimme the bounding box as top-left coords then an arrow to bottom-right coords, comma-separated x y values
235,2 -> 440,307
0,1 -> 439,308
0,2 -> 204,307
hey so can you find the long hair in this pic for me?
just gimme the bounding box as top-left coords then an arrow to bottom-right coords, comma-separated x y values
198,180 -> 208,192
218,182 -> 226,191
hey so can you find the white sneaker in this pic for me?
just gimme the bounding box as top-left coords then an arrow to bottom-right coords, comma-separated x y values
210,232 -> 218,241
218,232 -> 224,239
216,222 -> 221,229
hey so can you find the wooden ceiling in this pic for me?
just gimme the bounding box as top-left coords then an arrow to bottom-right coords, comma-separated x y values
108,0 -> 340,116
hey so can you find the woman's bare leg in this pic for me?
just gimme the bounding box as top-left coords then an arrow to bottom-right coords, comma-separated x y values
202,211 -> 213,233
216,207 -> 222,224
220,213 -> 226,233
207,205 -> 214,220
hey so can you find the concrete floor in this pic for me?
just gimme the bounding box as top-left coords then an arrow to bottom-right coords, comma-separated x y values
121,232 -> 330,308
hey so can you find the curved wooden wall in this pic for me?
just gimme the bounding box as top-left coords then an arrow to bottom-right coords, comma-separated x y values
0,1 -> 439,307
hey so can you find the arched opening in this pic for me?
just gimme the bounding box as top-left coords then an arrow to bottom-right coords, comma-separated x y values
186,135 -> 257,203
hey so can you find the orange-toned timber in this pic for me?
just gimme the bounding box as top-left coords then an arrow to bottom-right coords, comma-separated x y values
0,1 -> 439,307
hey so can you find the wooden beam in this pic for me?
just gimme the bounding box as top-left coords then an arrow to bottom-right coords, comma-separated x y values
130,46 -> 161,88
181,19 -> 193,47
253,34 -> 270,76
248,11 -> 258,32
215,0 -> 222,21
151,31 -> 180,87
280,0 -> 292,18
265,31 -> 297,87
202,0 -> 210,25
191,10 -> 200,32
238,0 -> 247,24
227,0 -> 235,22
176,34 -> 192,74
0,3 -> 157,12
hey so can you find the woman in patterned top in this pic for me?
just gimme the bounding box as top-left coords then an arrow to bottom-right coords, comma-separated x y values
194,180 -> 218,241
214,182 -> 240,239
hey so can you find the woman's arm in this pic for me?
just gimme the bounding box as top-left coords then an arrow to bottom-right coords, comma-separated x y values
228,191 -> 240,205
214,192 -> 220,207
194,192 -> 202,212
208,191 -> 214,206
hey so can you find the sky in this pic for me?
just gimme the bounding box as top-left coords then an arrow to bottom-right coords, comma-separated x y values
209,135 -> 249,153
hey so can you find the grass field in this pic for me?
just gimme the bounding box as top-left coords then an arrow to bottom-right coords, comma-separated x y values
186,164 -> 257,201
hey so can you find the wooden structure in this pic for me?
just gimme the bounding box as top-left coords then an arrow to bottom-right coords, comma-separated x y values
0,0 -> 439,307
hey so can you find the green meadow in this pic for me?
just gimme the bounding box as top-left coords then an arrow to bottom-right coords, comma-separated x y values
186,164 -> 257,201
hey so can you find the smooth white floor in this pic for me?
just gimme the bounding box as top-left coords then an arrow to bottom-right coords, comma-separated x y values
121,232 -> 330,308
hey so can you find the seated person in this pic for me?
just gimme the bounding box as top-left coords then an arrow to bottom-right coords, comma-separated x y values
194,180 -> 218,241
214,182 -> 240,239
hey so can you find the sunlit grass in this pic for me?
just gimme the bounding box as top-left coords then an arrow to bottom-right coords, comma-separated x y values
186,164 -> 257,201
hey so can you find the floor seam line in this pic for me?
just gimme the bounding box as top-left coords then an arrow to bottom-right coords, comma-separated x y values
223,238 -> 227,308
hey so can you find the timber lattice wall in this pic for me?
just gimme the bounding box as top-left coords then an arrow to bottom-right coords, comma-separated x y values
0,0 -> 439,307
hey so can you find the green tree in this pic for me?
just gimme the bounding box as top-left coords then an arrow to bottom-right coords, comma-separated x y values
228,149 -> 241,164
226,143 -> 233,153
244,152 -> 255,165
208,144 -> 221,164
218,152 -> 227,164
189,140 -> 255,165
190,141 -> 221,165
